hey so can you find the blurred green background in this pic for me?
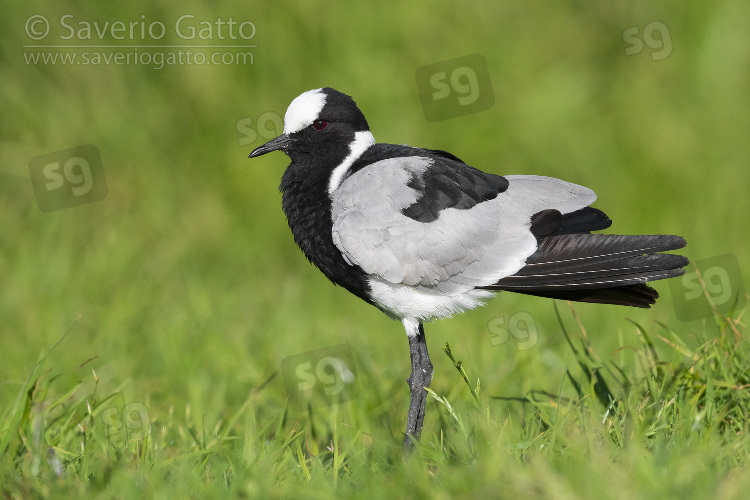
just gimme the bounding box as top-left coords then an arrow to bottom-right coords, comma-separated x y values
1,0 -> 749,495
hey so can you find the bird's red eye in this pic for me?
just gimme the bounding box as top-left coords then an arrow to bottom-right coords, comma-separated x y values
312,120 -> 328,130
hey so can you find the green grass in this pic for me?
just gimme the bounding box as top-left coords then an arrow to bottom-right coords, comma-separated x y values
2,0 -> 750,498
2,303 -> 749,498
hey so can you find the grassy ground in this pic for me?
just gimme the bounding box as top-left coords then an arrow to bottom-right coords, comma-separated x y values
2,1 -> 749,498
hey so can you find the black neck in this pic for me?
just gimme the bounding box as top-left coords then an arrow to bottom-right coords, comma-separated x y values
279,160 -> 372,304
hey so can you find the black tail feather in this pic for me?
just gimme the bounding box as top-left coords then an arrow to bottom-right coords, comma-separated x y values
510,283 -> 659,308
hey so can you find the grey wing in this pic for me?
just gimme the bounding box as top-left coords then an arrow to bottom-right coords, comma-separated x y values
330,157 -> 597,294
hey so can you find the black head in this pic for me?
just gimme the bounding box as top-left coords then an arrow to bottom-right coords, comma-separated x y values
248,88 -> 372,163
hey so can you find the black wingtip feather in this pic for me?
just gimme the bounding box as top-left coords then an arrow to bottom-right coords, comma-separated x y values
484,233 -> 688,308
523,234 -> 687,273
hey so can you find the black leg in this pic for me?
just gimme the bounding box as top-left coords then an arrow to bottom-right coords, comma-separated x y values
403,322 -> 433,452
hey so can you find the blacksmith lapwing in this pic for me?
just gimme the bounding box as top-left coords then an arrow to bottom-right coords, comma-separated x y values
248,87 -> 688,451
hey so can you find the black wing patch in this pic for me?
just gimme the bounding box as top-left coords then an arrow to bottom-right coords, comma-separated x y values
401,159 -> 509,223
345,143 -> 508,223
424,148 -> 467,164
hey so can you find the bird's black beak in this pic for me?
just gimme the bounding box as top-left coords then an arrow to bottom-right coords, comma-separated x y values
248,134 -> 292,158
